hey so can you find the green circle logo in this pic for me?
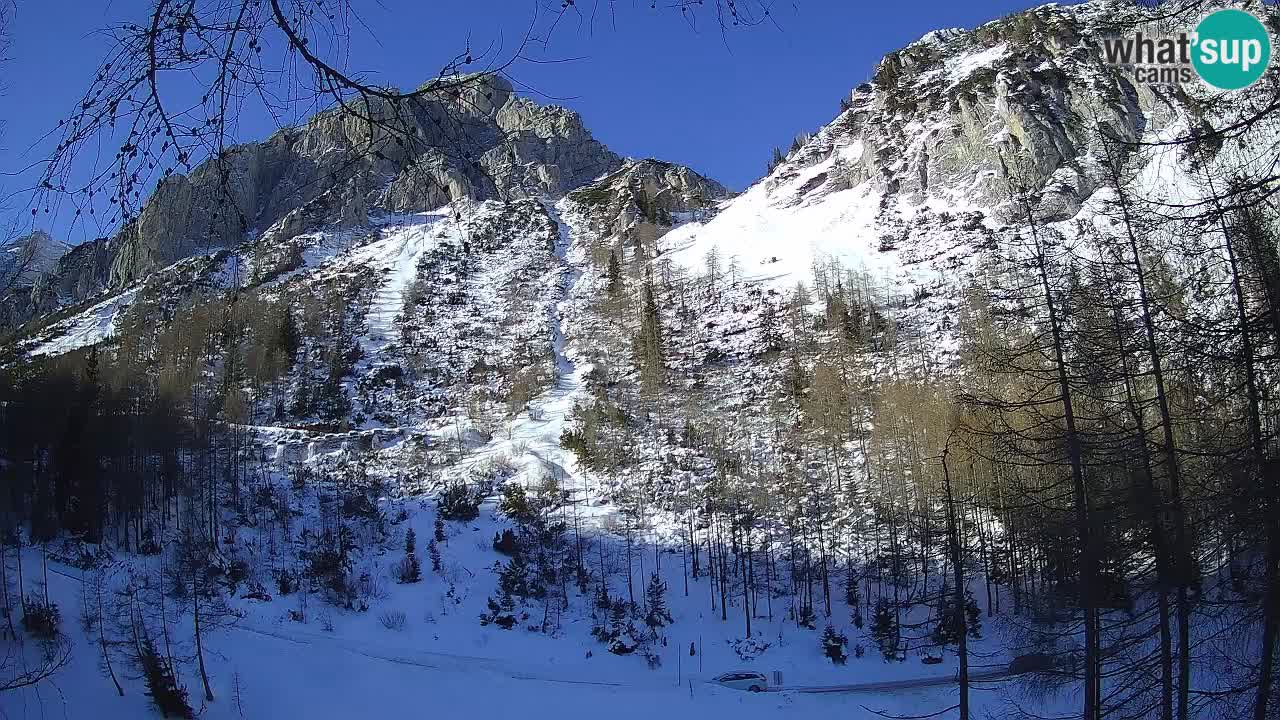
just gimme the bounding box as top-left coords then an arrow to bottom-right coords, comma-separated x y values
1192,9 -> 1272,90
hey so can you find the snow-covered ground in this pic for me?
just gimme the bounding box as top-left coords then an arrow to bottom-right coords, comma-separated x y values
4,548 -> 1025,720
24,288 -> 139,357
443,206 -> 614,525
0,202 -> 1053,720
354,210 -> 455,360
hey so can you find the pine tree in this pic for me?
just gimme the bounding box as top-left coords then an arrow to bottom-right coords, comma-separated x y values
434,515 -> 446,543
635,272 -> 664,392
315,351 -> 351,422
397,528 -> 421,584
932,587 -> 982,646
644,573 -> 672,632
428,539 -> 442,574
871,598 -> 899,661
482,588 -> 517,629
500,483 -> 533,524
845,567 -> 863,628
276,308 -> 301,365
138,635 -> 193,718
767,146 -> 785,173
821,624 -> 848,665
759,299 -> 782,352
606,598 -> 638,655
289,379 -> 311,418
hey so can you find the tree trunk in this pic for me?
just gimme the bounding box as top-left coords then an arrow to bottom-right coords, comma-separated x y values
942,446 -> 969,720
98,571 -> 125,696
1022,181 -> 1099,720
1102,133 -> 1191,720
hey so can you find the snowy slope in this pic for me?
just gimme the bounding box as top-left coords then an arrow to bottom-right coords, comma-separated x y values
659,154 -> 982,294
4,2 -> 1272,718
354,211 -> 455,359
0,195 -> 1052,719
24,288 -> 139,357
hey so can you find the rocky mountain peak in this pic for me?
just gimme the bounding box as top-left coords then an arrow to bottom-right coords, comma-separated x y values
3,73 -> 626,329
772,0 -> 1153,224
1,230 -> 70,284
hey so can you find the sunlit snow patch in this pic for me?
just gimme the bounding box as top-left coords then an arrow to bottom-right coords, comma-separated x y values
26,288 -> 140,357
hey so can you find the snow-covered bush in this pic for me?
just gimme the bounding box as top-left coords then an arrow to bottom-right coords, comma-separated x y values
21,597 -> 60,639
436,481 -> 484,522
395,555 -> 422,584
50,538 -> 110,570
731,637 -> 771,662
480,592 -> 518,629
274,570 -> 297,596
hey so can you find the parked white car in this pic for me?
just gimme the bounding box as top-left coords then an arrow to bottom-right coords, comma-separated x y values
712,671 -> 768,692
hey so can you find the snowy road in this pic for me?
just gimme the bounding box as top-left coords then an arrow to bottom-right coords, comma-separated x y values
46,559 -> 626,689
775,669 -> 1011,694
227,621 -> 625,688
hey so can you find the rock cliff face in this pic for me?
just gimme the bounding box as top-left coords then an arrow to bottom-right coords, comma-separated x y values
565,159 -> 732,253
774,2 -> 1163,223
6,74 -> 622,328
0,231 -> 73,326
0,231 -> 70,283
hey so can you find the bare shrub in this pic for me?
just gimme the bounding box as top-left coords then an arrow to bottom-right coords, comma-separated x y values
379,609 -> 407,631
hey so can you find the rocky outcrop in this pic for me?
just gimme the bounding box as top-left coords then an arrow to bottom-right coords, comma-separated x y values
0,231 -> 70,287
6,0 -> 1180,337
772,2 -> 1158,223
5,73 -> 622,329
565,158 -> 731,252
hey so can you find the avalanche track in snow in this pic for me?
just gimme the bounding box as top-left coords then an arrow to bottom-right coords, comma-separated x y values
455,202 -> 609,524
358,211 -> 455,362
25,288 -> 140,357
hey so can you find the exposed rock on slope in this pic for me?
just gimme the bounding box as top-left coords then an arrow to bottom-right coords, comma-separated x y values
1,231 -> 70,284
7,0 -> 1239,370
565,159 -> 732,253
780,2 -> 1154,223
4,74 -> 622,329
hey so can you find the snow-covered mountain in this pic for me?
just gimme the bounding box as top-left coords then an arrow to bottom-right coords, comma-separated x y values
4,1 -> 1278,718
1,230 -> 70,281
0,0 -> 1218,363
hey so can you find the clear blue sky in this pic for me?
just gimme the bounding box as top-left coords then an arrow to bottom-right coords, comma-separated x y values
1,0 -> 1060,242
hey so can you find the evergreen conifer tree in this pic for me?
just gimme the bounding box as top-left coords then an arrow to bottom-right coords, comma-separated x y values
644,573 -> 672,632
821,624 -> 849,665
607,250 -> 623,295
871,598 -> 900,661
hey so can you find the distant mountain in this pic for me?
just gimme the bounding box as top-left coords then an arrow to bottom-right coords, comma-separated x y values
0,230 -> 70,286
